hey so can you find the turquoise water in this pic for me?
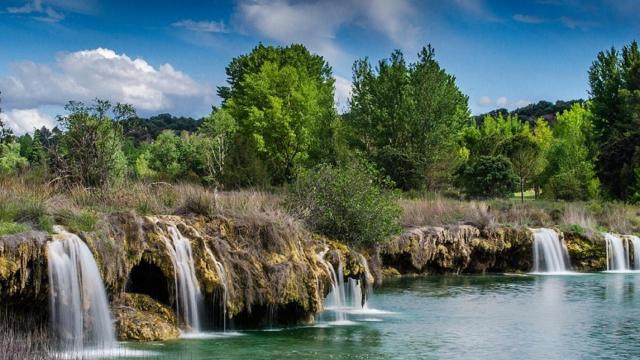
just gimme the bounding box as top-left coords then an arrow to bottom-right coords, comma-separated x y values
122,274 -> 640,359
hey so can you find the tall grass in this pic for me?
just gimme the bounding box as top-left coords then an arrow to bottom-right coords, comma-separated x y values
400,194 -> 640,234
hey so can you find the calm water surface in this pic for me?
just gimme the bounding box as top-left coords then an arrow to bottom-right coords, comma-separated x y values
122,274 -> 640,359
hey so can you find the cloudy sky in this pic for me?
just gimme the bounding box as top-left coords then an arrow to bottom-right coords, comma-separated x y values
1,0 -> 638,133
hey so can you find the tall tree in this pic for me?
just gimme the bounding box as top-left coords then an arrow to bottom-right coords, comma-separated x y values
54,100 -> 132,187
196,108 -> 237,187
542,103 -> 600,200
348,46 -> 470,190
589,40 -> 640,199
218,44 -> 337,184
0,91 -> 15,144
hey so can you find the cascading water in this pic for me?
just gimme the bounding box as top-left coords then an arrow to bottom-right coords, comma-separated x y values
605,233 -> 629,271
346,278 -> 364,309
47,227 -> 116,353
317,249 -> 346,321
162,224 -> 203,332
205,245 -> 228,331
628,236 -> 640,270
531,228 -> 571,273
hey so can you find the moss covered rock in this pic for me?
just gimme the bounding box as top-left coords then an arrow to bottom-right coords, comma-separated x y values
113,293 -> 179,341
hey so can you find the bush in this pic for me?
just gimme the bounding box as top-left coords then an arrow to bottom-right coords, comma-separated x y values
0,221 -> 29,236
456,155 -> 519,199
289,161 -> 401,246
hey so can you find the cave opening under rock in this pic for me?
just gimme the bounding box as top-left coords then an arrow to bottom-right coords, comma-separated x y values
125,260 -> 171,306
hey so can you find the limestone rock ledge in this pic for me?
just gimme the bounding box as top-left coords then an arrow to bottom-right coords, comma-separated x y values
113,293 -> 180,341
382,225 -> 534,274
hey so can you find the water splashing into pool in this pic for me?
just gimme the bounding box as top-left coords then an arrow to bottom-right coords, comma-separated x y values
605,233 -> 628,271
47,227 -> 116,353
162,223 -> 203,333
531,228 -> 571,274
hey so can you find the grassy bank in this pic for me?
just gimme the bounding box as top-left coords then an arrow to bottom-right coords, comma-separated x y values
2,175 -> 639,239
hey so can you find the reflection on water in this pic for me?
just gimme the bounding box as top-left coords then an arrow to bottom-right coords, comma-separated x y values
125,274 -> 640,359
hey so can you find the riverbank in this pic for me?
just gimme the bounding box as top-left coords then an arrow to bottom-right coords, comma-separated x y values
1,177 -> 639,357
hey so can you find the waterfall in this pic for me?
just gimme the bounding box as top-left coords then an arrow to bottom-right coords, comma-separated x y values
531,228 -> 570,273
47,227 -> 116,353
162,224 -> 203,332
317,250 -> 346,321
605,233 -> 629,271
204,245 -> 228,331
628,236 -> 640,270
346,278 -> 364,309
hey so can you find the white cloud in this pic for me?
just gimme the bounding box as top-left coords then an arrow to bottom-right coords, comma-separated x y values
512,14 -> 546,24
334,75 -> 352,113
478,96 -> 492,106
0,48 -> 212,114
235,0 -> 420,66
172,19 -> 228,33
451,0 -> 498,21
496,96 -> 508,107
477,96 -> 530,109
6,0 -> 65,22
0,108 -> 55,134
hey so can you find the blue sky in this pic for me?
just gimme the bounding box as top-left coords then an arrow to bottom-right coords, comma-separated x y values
0,0 -> 638,133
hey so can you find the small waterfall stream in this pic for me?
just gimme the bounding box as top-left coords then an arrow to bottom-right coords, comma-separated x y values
628,236 -> 640,270
47,227 -> 116,353
162,224 -> 203,332
605,233 -> 628,271
318,249 -> 346,321
205,245 -> 228,331
531,228 -> 571,273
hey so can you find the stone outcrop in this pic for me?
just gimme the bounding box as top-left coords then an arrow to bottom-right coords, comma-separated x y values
0,213 -> 371,340
382,225 -> 534,274
113,293 -> 180,341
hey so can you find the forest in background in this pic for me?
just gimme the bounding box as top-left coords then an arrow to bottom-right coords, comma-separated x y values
1,40 -> 639,245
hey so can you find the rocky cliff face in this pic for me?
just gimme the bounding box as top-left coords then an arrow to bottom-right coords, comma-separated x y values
381,225 -> 608,274
0,213 -> 372,341
382,225 -> 534,274
0,217 -> 612,343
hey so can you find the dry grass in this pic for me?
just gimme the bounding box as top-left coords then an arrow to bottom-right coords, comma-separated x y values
399,194 -> 640,234
0,309 -> 53,360
2,174 -> 640,236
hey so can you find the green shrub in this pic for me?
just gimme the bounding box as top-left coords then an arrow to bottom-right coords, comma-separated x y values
37,215 -> 54,233
0,221 -> 29,236
55,210 -> 97,233
289,161 -> 401,246
456,155 -> 519,199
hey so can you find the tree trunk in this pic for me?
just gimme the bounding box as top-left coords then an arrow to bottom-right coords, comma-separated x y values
520,178 -> 525,203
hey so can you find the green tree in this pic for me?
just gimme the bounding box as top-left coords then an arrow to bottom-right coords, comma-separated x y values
589,40 -> 640,199
456,155 -> 519,199
28,129 -> 47,166
503,133 -> 542,202
0,141 -> 28,175
543,103 -> 600,200
54,100 -> 131,187
196,108 -> 238,186
143,130 -> 184,179
289,160 -> 401,246
0,91 -> 15,144
348,46 -> 470,190
463,113 -> 527,157
219,44 -> 337,184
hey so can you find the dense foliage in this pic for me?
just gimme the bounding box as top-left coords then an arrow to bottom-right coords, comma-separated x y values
589,41 -> 640,200
456,155 -> 519,199
219,44 -> 338,185
289,161 -> 401,246
347,46 -> 470,191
